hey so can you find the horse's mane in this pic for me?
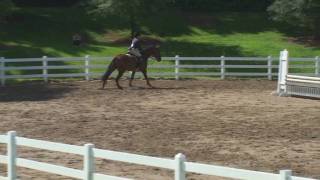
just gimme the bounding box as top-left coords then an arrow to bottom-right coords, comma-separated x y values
143,45 -> 156,51
142,44 -> 160,53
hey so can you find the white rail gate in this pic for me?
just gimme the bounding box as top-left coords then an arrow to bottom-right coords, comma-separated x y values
0,131 -> 317,180
277,50 -> 320,98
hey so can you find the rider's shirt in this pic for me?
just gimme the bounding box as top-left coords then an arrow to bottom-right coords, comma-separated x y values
130,38 -> 142,51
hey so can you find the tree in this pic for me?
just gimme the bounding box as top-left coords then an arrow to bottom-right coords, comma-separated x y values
268,0 -> 320,39
88,0 -> 171,37
0,0 -> 15,18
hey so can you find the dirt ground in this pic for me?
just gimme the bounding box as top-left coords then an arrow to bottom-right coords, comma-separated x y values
0,79 -> 319,180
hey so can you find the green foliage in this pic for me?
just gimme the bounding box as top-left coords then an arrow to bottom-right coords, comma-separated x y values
89,0 -> 170,15
268,0 -> 309,25
268,0 -> 320,37
11,0 -> 274,11
2,8 -> 320,59
0,0 -> 15,17
88,0 -> 171,36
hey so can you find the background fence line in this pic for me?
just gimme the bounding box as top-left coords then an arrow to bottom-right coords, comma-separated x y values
0,55 -> 320,86
0,131 -> 317,180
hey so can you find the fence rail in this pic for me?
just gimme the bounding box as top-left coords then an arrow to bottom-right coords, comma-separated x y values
0,131 -> 317,180
0,55 -> 320,86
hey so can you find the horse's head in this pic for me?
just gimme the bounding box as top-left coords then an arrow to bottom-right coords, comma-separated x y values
144,45 -> 162,62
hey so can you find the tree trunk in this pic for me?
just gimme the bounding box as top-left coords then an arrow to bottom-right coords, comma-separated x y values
129,14 -> 137,39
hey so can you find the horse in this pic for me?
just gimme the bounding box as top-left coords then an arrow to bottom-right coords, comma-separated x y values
101,45 -> 162,89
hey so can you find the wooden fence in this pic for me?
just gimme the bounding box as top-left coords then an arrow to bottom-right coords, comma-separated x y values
0,131 -> 317,180
1,55 -> 319,86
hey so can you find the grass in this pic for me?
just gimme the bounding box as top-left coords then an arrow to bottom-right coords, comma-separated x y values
1,8 -> 319,79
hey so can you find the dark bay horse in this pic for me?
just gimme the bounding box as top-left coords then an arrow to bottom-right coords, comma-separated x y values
101,45 -> 161,89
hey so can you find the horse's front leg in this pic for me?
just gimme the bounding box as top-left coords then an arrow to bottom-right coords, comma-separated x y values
129,70 -> 136,87
141,69 -> 154,88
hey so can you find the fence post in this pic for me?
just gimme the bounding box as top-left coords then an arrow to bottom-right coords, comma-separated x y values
277,49 -> 289,95
85,55 -> 90,81
279,170 -> 292,180
220,56 -> 225,79
8,131 -> 17,180
315,56 -> 319,77
174,153 -> 186,180
84,143 -> 94,180
1,57 -> 5,86
175,55 -> 180,80
268,56 -> 272,80
42,56 -> 48,83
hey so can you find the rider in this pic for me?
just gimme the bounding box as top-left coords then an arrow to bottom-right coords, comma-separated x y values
129,32 -> 143,62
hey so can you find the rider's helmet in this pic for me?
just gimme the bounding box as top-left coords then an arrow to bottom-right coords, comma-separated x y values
134,32 -> 141,38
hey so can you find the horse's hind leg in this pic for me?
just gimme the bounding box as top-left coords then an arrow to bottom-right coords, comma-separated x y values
115,70 -> 125,89
129,70 -> 136,87
102,70 -> 112,89
102,65 -> 116,89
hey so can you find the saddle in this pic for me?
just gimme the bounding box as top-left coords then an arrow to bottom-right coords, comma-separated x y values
126,53 -> 142,67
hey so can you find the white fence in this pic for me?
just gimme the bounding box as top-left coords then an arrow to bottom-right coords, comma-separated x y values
1,55 -> 320,86
277,50 -> 320,98
0,131 -> 317,180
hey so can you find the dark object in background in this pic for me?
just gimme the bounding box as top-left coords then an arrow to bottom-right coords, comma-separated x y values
72,33 -> 82,46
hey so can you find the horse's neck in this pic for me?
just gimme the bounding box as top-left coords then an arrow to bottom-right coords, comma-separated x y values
142,54 -> 151,60
142,50 -> 152,60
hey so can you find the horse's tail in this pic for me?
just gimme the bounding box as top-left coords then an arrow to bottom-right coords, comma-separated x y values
102,57 -> 116,81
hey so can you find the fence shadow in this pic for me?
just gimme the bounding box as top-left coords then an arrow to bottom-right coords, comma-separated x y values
0,82 -> 75,102
290,95 -> 320,101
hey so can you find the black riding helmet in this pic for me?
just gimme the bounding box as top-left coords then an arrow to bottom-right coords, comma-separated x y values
134,32 -> 141,38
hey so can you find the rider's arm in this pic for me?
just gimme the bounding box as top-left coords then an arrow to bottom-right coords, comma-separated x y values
132,38 -> 142,51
